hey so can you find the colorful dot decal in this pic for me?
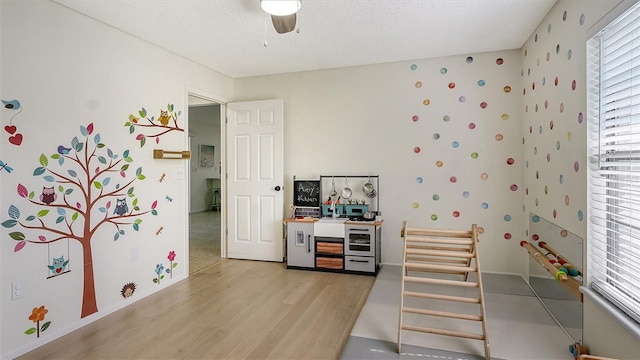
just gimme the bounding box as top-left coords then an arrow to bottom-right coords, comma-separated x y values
496,58 -> 504,65
453,211 -> 460,218
471,152 -> 478,159
450,176 -> 457,183
468,123 -> 476,130
459,96 -> 466,103
448,82 -> 456,89
452,141 -> 459,148
495,134 -> 504,141
504,233 -> 512,240
506,158 -> 515,165
412,202 -> 419,209
423,99 -> 431,106
416,177 -> 423,184
502,114 -> 509,120
478,80 -> 486,86
412,115 -> 419,122
504,86 -> 511,93
415,81 -> 422,88
431,214 -> 438,221
411,64 -> 417,71
433,133 -> 440,140
481,202 -> 489,209
432,194 -> 440,201
414,147 -> 421,153
466,56 -> 474,63
480,102 -> 488,109
436,160 -> 444,167
504,214 -> 512,221
463,191 -> 470,198
443,115 -> 451,122
440,67 -> 447,74
480,173 -> 488,180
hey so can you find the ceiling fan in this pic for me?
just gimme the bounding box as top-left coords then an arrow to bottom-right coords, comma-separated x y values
261,0 -> 301,34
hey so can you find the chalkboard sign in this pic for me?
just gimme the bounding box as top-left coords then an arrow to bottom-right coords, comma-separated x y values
293,180 -> 320,207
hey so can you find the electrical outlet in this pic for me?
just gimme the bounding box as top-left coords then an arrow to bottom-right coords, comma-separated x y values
11,281 -> 24,300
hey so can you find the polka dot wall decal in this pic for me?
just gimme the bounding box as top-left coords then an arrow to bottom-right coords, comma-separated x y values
580,14 -> 585,26
496,58 -> 504,65
466,56 -> 474,63
504,233 -> 512,240
411,64 -> 418,70
432,194 -> 440,201
537,58 -> 540,66
535,104 -> 539,112
532,82 -> 536,90
534,147 -> 537,155
471,152 -> 479,159
578,210 -> 584,221
480,102 -> 488,109
568,49 -> 572,60
553,209 -> 557,218
578,113 -> 584,124
436,160 -> 444,167
535,34 -> 538,42
568,132 -> 573,141
536,198 -> 539,206
555,76 -> 559,86
504,214 -> 512,221
440,67 -> 448,74
504,86 -> 511,93
507,158 -> 514,165
556,141 -> 561,150
453,211 -> 460,218
501,114 -> 509,120
463,191 -> 470,198
560,103 -> 565,112
481,202 -> 489,209
536,170 -> 539,179
525,49 -> 528,56
550,120 -> 554,129
452,141 -> 459,148
450,176 -> 457,183
542,77 -> 546,85
574,161 -> 580,172
565,195 -> 570,205
544,100 -> 548,109
545,185 -> 549,194
560,229 -> 568,237
415,81 -> 422,88
539,125 -> 542,134
433,133 -> 440,140
416,177 -> 423,184
459,96 -> 466,103
495,134 -> 503,141
414,146 -> 421,153
431,214 -> 438,221
423,99 -> 431,106
443,115 -> 451,122
559,174 -> 564,184
532,234 -> 540,241
468,122 -> 476,130
563,10 -> 567,21
548,23 -> 552,32
556,44 -> 561,54
572,80 -> 577,90
412,115 -> 419,122
510,184 -> 518,191
412,202 -> 419,209
546,52 -> 550,61
480,173 -> 488,180
532,215 -> 540,222
478,80 -> 486,86
448,82 -> 456,89
547,153 -> 551,162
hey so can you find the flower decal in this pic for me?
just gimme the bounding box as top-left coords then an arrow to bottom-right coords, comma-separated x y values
25,305 -> 51,337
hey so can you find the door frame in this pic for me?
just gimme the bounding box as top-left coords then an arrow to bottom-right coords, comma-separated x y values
185,87 -> 229,267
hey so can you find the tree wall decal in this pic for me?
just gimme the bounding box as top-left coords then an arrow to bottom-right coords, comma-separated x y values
124,103 -> 183,147
2,123 -> 158,318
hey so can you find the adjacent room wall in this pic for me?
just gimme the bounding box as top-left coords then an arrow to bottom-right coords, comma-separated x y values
189,105 -> 221,213
0,0 -> 232,357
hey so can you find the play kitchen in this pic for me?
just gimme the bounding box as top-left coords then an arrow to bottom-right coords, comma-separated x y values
285,175 -> 382,275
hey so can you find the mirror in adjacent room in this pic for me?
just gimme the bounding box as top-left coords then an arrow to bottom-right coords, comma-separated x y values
528,212 -> 583,343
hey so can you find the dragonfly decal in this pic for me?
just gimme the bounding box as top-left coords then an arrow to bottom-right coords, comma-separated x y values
0,160 -> 13,173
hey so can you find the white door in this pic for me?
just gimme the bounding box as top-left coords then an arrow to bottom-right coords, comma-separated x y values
226,99 -> 284,261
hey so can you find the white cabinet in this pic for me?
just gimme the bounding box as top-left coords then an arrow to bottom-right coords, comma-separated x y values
286,222 -> 314,268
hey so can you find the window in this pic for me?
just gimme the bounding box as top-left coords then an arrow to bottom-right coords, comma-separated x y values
587,2 -> 640,324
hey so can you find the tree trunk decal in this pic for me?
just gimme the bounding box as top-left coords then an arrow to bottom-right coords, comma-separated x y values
2,123 -> 158,318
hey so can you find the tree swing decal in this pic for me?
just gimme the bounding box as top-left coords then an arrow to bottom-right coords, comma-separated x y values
125,104 -> 183,147
2,123 -> 158,318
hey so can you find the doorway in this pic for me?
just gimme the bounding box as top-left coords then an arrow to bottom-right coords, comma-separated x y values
188,94 -> 223,274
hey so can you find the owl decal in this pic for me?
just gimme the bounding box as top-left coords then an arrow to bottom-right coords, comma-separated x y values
158,110 -> 170,126
48,255 -> 69,275
40,187 -> 57,205
113,198 -> 128,216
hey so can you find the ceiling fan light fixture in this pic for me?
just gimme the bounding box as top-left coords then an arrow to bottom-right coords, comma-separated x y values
260,0 -> 301,16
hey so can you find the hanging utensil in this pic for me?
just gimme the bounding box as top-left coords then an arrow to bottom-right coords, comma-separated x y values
341,177 -> 352,199
330,177 -> 337,197
362,176 -> 375,196
366,189 -> 377,198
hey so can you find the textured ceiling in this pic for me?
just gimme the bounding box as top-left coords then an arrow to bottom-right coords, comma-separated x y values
51,0 -> 558,78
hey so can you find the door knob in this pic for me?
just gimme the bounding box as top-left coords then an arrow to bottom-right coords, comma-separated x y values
275,185 -> 281,191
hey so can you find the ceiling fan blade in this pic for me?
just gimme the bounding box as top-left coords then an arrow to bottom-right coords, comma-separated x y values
271,13 -> 296,34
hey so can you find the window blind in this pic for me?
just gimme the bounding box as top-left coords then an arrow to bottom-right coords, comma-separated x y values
587,2 -> 640,324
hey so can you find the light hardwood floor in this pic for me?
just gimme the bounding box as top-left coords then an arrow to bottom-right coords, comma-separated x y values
17,259 -> 375,360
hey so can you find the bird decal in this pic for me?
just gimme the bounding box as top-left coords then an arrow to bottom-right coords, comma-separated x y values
158,110 -> 171,126
39,186 -> 57,205
57,145 -> 72,155
48,255 -> 69,275
113,198 -> 128,216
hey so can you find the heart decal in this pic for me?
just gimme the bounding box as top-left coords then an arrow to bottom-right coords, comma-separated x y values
9,133 -> 23,146
4,125 -> 16,134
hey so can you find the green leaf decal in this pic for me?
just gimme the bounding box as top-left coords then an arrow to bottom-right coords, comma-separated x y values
33,167 -> 46,176
137,175 -> 146,180
93,182 -> 102,189
40,321 -> 51,332
39,154 -> 48,167
25,328 -> 37,335
37,210 -> 49,217
9,232 -> 25,240
1,219 -> 17,228
71,212 -> 79,221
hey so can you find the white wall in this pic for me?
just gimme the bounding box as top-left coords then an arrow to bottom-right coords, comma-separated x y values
188,105 -> 221,213
235,52 -> 524,274
0,0 -> 232,357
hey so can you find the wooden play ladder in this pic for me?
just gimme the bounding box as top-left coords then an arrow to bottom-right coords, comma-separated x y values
397,221 -> 490,359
